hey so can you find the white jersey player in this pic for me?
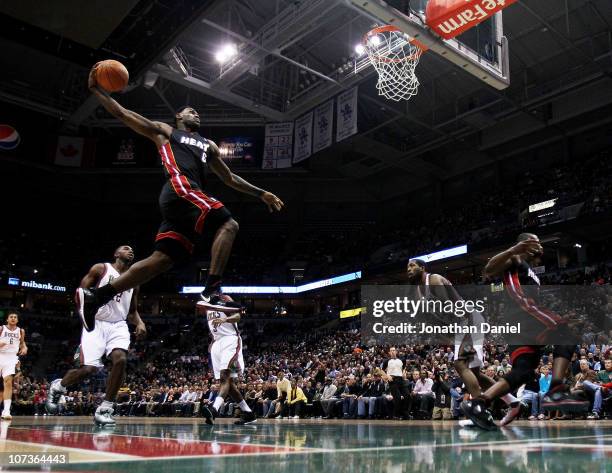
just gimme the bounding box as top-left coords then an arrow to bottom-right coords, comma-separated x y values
406,258 -> 520,426
0,312 -> 27,420
47,245 -> 146,426
196,295 -> 255,425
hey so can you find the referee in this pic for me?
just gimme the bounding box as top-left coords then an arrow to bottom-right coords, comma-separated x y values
381,347 -> 411,419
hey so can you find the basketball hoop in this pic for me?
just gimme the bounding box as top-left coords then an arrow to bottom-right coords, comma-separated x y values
362,25 -> 427,102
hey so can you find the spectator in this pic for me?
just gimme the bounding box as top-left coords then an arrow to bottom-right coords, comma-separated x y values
320,378 -> 338,419
572,359 -> 602,419
432,370 -> 452,420
284,379 -> 307,418
357,374 -> 377,419
340,377 -> 361,419
412,370 -> 434,419
521,371 -> 542,421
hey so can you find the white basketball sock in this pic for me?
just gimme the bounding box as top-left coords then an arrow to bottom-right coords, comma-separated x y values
99,400 -> 114,410
501,393 -> 518,405
213,396 -> 224,411
238,400 -> 252,413
3,400 -> 11,413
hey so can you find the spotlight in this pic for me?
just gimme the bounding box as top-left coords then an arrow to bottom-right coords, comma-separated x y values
574,243 -> 582,248
354,43 -> 366,56
368,35 -> 381,47
215,43 -> 238,63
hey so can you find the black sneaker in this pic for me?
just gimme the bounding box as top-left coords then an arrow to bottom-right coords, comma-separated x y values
202,405 -> 218,425
197,292 -> 244,314
461,399 -> 497,431
541,385 -> 589,413
75,288 -> 99,332
234,411 -> 257,425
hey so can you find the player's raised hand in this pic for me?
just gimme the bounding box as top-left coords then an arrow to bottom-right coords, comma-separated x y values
261,192 -> 284,212
88,63 -> 100,91
511,239 -> 543,258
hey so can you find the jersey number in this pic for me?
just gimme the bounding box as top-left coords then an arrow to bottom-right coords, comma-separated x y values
114,293 -> 123,303
210,312 -> 220,332
9,338 -> 13,345
201,143 -> 210,163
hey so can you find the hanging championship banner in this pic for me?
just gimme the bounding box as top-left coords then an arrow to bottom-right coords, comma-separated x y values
262,122 -> 293,169
313,100 -> 333,153
336,86 -> 358,142
293,111 -> 313,164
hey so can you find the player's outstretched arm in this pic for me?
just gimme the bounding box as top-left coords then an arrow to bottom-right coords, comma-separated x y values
207,141 -> 284,212
88,64 -> 171,147
211,313 -> 241,328
80,263 -> 106,289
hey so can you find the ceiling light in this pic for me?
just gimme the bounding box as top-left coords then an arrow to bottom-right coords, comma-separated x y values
354,43 -> 366,56
215,43 -> 238,63
368,35 -> 381,47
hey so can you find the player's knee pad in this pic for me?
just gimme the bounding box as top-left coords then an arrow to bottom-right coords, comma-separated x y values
553,344 -> 575,361
503,355 -> 539,391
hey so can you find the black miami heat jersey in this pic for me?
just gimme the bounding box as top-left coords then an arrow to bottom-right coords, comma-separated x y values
159,129 -> 211,191
154,127 -> 227,259
503,259 -> 563,343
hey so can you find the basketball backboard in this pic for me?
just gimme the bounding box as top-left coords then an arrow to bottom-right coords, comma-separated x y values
348,0 -> 510,89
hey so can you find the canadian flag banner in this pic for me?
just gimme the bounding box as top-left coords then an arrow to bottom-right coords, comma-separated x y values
55,136 -> 84,167
426,0 -> 518,40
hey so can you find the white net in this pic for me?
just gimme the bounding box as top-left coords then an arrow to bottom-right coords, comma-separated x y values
364,26 -> 424,102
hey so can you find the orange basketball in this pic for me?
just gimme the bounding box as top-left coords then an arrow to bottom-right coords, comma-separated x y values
95,60 -> 129,92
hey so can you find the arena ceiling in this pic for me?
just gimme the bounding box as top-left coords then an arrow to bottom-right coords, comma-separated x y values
1,0 -> 612,200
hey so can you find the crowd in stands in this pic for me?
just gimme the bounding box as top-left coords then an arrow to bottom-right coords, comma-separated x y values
2,149 -> 611,289
7,323 -> 612,422
2,147 -> 611,422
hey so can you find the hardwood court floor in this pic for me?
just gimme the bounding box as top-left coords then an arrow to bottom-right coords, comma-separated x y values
0,416 -> 610,472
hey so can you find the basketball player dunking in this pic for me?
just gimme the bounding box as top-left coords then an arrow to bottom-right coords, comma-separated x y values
77,64 -> 284,332
0,312 -> 27,420
47,246 -> 146,425
198,296 -> 255,425
406,260 -> 520,429
461,233 -> 588,430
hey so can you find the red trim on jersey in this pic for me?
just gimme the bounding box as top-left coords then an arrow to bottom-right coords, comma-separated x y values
510,346 -> 537,364
159,143 -> 224,234
503,271 -> 563,329
228,336 -> 242,370
155,231 -> 194,253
